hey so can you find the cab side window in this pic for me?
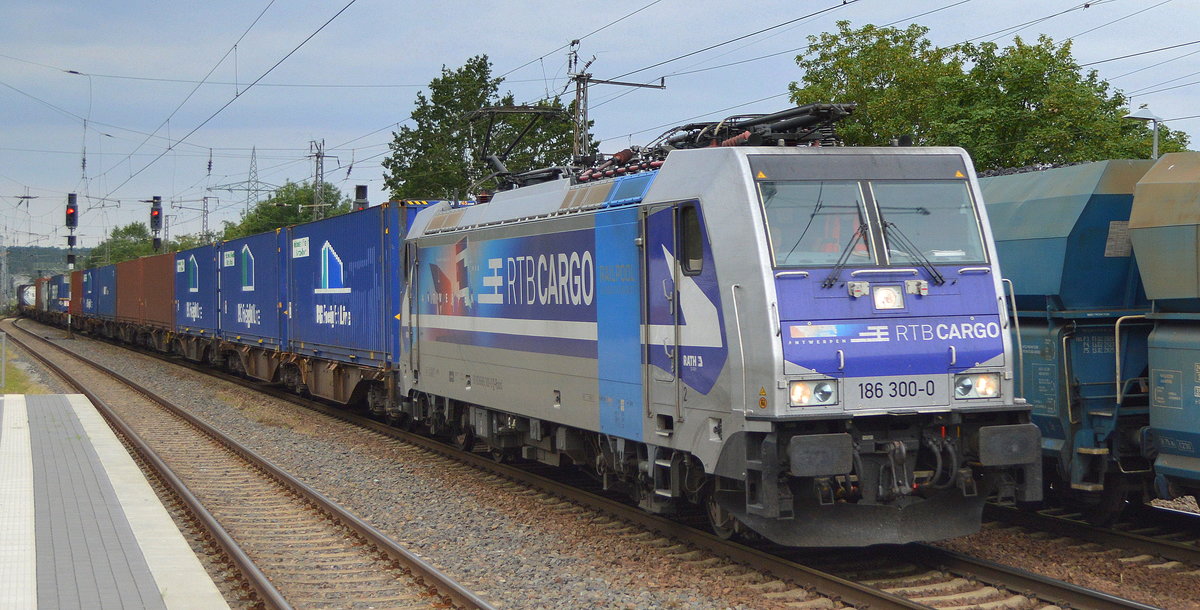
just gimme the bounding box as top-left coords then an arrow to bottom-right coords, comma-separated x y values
680,204 -> 704,275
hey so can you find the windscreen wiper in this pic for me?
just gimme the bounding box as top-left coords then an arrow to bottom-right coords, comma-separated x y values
822,222 -> 869,288
882,221 -> 945,285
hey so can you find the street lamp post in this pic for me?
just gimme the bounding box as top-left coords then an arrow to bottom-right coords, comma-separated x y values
1124,107 -> 1164,160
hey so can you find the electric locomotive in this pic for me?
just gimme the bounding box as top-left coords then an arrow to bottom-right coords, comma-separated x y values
395,104 -> 1041,546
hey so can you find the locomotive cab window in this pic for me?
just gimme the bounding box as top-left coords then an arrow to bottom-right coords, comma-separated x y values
871,180 -> 986,264
758,181 -> 873,267
679,204 -> 704,275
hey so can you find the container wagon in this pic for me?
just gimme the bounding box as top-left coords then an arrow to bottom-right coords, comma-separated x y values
283,203 -> 401,408
174,244 -> 221,362
114,253 -> 175,348
218,230 -> 288,382
16,284 -> 36,316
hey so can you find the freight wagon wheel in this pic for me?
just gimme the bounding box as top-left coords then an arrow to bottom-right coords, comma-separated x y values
1085,473 -> 1137,526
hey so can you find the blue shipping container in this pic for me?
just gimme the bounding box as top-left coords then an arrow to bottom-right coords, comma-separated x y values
48,274 -> 70,312
220,230 -> 287,348
82,268 -> 97,315
288,204 -> 396,366
93,265 -> 117,319
174,244 -> 221,336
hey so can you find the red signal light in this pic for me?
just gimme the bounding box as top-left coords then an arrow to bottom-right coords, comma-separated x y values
65,193 -> 78,228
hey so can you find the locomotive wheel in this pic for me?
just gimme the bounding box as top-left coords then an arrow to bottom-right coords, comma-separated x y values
705,491 -> 737,540
384,411 -> 402,427
453,427 -> 476,452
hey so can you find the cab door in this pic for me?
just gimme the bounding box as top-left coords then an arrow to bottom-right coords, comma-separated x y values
644,204 -> 681,432
402,241 -> 420,386
644,202 -> 707,432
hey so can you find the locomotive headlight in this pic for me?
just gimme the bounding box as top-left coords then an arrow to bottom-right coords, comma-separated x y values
873,285 -> 904,310
954,373 -> 1001,399
789,380 -> 838,407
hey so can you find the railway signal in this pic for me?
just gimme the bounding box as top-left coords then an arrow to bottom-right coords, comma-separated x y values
150,196 -> 163,231
65,193 -> 78,228
353,185 -> 369,211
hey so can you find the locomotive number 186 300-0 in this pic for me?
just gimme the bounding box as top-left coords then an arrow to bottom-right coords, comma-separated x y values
850,375 -> 946,409
857,379 -> 937,400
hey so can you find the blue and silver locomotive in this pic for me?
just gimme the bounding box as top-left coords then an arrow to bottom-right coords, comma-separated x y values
394,105 -> 1041,546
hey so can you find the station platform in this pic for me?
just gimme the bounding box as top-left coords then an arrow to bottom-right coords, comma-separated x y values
0,394 -> 228,609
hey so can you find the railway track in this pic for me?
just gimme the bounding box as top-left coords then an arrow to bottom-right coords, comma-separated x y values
12,319 -> 1164,609
985,502 -> 1200,567
3,318 -> 492,610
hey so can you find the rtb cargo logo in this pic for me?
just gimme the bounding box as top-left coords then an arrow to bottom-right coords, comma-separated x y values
790,321 -> 1002,345
476,251 -> 596,307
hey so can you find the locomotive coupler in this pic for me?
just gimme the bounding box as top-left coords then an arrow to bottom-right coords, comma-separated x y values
879,440 -> 913,501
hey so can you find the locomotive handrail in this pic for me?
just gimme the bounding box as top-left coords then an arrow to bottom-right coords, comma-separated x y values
774,270 -> 809,278
849,268 -> 919,277
1114,314 -> 1149,405
730,283 -> 747,415
1002,279 -> 1024,398
957,267 -> 992,274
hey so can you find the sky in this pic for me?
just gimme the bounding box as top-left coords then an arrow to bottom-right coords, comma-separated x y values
2,0 -> 1198,251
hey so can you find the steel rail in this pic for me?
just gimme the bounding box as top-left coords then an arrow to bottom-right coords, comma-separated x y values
986,503 -> 1200,566
2,319 -> 291,610
906,544 -> 1160,610
7,318 -> 494,610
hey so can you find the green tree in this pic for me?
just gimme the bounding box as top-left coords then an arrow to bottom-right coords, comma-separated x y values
934,36 -> 1189,168
381,55 -> 575,200
789,21 -> 1189,169
220,181 -> 350,241
81,223 -> 209,267
789,22 -> 963,148
84,222 -> 156,267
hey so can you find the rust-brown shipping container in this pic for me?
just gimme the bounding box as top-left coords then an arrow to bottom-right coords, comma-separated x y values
34,277 -> 47,312
115,253 -> 176,329
69,270 -> 83,315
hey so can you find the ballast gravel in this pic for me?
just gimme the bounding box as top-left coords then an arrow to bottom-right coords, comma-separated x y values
39,329 -> 774,609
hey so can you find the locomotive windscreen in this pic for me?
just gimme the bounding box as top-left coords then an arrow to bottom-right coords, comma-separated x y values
758,181 -> 873,267
752,153 -> 986,267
